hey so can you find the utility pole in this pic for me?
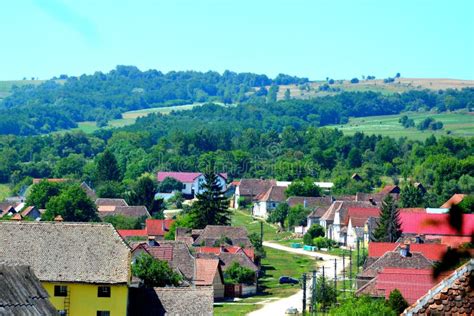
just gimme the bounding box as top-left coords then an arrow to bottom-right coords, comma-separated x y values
342,253 -> 345,293
260,221 -> 263,244
357,238 -> 360,274
312,270 -> 317,316
302,273 -> 307,315
334,259 -> 337,292
349,247 -> 353,291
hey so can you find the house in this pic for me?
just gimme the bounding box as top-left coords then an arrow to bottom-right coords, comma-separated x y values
191,225 -> 252,247
196,246 -> 256,263
234,179 -> 276,209
118,219 -> 175,240
157,171 -> 227,198
195,258 -> 225,299
252,185 -> 286,218
356,268 -> 450,304
21,205 -> 42,220
80,182 -> 98,201
440,193 -> 466,208
366,242 -> 448,268
355,192 -> 399,205
345,207 -> 380,247
0,264 -> 57,315
288,196 -> 333,233
98,205 -> 150,219
380,185 -> 400,194
131,241 -> 196,282
0,203 -> 16,218
128,286 -> 214,316
0,221 -> 131,316
402,259 -> 473,315
356,244 -> 434,289
413,182 -> 427,194
351,173 -> 363,182
32,178 -> 69,184
95,198 -> 129,212
399,212 -> 474,239
319,201 -> 375,244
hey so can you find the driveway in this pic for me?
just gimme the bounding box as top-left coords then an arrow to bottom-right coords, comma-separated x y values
247,242 -> 346,316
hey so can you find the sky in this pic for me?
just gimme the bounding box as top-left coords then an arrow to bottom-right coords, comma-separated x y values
0,0 -> 473,80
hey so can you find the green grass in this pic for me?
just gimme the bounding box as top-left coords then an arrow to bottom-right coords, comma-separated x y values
328,111 -> 474,140
231,209 -> 292,242
213,246 -> 318,316
0,184 -> 10,201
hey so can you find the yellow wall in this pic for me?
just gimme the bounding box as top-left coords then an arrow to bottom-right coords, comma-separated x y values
43,282 -> 128,316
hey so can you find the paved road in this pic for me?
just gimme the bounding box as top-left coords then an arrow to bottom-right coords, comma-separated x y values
247,242 -> 346,316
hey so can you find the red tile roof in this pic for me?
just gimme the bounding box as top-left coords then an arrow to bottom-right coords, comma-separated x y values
399,208 -> 426,213
375,268 -> 450,304
400,213 -> 474,236
118,229 -> 147,238
440,194 -> 466,209
381,185 -> 400,194
157,172 -> 227,183
346,207 -> 380,226
439,236 -> 472,248
196,246 -> 256,262
146,219 -> 175,236
195,258 -> 221,285
368,242 -> 448,261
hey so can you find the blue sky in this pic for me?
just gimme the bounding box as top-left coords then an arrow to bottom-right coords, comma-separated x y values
0,0 -> 473,80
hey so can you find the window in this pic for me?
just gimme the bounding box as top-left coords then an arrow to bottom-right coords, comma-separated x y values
97,311 -> 110,316
54,285 -> 68,297
97,286 -> 111,297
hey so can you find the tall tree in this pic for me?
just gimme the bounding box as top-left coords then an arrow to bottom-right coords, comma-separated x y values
188,171 -> 230,229
399,183 -> 425,208
267,202 -> 289,228
96,149 -> 121,182
132,254 -> 182,287
25,180 -> 62,208
127,176 -> 157,210
43,184 -> 99,222
373,195 -> 401,242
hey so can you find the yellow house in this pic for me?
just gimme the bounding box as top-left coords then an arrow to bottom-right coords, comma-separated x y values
0,221 -> 131,316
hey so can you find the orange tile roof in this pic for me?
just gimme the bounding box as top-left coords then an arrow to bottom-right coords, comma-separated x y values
195,258 -> 220,285
440,194 -> 466,208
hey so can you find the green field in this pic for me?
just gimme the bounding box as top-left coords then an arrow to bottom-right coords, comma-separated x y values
328,111 -> 474,140
75,103 -> 207,133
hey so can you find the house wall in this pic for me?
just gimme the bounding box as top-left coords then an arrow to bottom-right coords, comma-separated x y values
346,220 -> 357,248
213,271 -> 225,299
252,202 -> 267,218
43,282 -> 128,316
234,186 -> 241,209
181,182 -> 194,195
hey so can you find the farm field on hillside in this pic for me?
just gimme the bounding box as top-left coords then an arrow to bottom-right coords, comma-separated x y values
76,103 -> 206,133
328,112 -> 474,140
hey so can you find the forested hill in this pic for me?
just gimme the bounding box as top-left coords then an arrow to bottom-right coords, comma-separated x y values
0,64 -> 473,136
0,66 -> 307,135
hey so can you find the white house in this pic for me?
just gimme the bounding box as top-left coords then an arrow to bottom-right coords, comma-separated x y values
157,172 -> 227,198
252,185 -> 286,218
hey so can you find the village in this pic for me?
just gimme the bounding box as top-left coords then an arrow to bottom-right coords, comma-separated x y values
0,171 -> 472,316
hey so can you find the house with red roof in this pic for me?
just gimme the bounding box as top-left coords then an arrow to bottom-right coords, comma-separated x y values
195,258 -> 225,299
196,246 -> 255,262
399,212 -> 474,240
157,171 -> 227,198
356,267 -> 450,304
345,207 -> 380,247
440,193 -> 466,209
117,219 -> 175,240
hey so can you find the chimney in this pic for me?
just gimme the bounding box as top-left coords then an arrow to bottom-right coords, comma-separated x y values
415,234 -> 424,244
148,236 -> 157,246
303,199 -> 307,208
400,242 -> 411,257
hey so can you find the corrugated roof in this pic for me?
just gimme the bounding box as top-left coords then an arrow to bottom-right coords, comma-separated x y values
0,264 -> 56,315
0,222 -> 130,284
368,242 -> 448,261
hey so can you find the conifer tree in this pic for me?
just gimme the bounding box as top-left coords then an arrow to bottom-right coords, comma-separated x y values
400,183 -> 424,208
373,195 -> 401,242
96,149 -> 121,182
189,171 -> 230,229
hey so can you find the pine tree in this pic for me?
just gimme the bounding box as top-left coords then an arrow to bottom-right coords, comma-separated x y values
373,195 -> 401,242
388,289 -> 408,314
96,149 -> 121,182
189,171 -> 231,229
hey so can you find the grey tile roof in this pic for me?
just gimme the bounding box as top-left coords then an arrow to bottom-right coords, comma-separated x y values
99,205 -> 150,218
193,225 -> 252,247
128,286 -> 213,316
360,251 -> 433,278
80,182 -> 98,201
0,264 -> 56,316
95,198 -> 128,207
0,221 -> 131,284
238,179 -> 277,197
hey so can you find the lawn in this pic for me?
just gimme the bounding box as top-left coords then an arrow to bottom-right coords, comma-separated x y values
231,209 -> 292,242
213,246 -> 319,316
328,111 -> 474,140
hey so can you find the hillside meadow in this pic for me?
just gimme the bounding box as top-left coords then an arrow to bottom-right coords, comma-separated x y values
328,111 -> 474,140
